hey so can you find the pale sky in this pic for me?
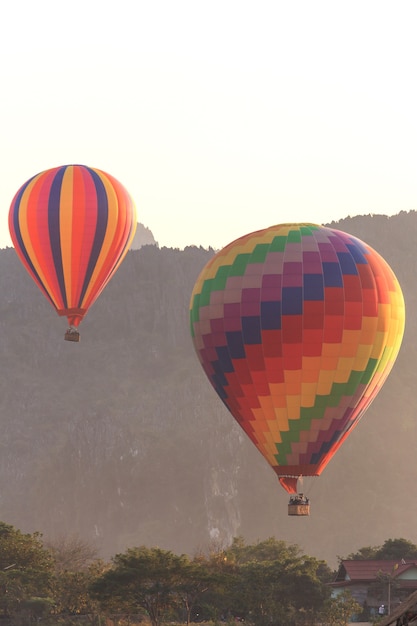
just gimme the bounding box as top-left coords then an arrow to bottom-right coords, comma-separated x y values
1,0 -> 416,251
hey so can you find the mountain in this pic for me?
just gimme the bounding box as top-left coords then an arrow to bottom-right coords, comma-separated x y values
130,223 -> 158,249
0,213 -> 416,569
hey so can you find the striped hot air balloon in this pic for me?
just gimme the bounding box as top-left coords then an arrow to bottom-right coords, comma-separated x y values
9,164 -> 137,341
189,223 -> 405,509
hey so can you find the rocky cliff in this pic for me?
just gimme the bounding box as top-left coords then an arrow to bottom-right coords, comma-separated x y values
0,212 -> 415,568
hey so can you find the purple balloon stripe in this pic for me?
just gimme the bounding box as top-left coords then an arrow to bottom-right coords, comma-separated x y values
242,287 -> 261,302
317,242 -> 339,261
224,302 -> 241,318
302,251 -> 322,273
223,316 -> 243,331
328,235 -> 351,252
261,273 -> 282,288
241,302 -> 261,316
261,287 -> 282,300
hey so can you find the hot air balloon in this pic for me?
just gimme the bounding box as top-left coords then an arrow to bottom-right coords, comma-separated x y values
189,223 -> 405,514
9,165 -> 137,342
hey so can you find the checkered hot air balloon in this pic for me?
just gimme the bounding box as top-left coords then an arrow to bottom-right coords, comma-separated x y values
189,223 -> 405,500
9,165 -> 137,342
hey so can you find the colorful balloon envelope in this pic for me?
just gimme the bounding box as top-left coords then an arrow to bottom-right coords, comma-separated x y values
9,165 -> 137,341
189,223 -> 405,494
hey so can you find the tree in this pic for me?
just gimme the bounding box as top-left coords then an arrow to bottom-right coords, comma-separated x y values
19,597 -> 55,623
187,547 -> 239,623
46,534 -> 98,572
319,590 -> 362,626
90,546 -> 189,626
176,555 -> 232,625
224,537 -> 331,626
227,535 -> 302,565
375,538 -> 417,561
0,521 -> 54,620
46,534 -> 104,618
51,559 -> 109,618
343,546 -> 379,560
342,538 -> 417,562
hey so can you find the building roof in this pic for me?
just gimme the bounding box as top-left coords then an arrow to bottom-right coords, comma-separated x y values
333,560 -> 417,584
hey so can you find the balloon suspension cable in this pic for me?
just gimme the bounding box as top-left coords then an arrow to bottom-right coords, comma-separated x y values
64,326 -> 80,343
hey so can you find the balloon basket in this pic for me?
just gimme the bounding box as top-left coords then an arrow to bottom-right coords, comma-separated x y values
65,328 -> 80,342
288,494 -> 310,516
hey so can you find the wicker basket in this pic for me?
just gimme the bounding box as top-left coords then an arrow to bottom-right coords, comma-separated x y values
288,503 -> 310,516
65,329 -> 80,342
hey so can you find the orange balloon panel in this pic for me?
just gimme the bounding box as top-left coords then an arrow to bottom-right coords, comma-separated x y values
190,224 -> 405,492
9,165 -> 137,329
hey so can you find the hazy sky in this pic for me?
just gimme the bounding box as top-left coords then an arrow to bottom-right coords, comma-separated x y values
1,1 -> 416,251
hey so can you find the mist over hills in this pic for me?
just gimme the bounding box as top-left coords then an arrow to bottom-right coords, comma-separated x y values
0,212 -> 415,569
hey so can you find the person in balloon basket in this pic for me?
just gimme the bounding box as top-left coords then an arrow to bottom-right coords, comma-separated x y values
289,494 -> 309,505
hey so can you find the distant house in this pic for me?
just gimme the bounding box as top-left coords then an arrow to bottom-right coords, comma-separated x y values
330,560 -> 417,618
